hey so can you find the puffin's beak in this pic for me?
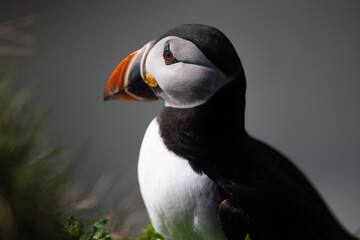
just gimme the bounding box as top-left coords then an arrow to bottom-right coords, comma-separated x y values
104,42 -> 157,101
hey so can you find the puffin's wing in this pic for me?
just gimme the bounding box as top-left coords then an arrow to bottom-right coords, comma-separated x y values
218,198 -> 258,240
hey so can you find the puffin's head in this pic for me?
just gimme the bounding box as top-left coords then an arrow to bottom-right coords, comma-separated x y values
104,24 -> 245,108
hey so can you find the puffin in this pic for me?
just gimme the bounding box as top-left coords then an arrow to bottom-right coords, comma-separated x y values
104,24 -> 358,240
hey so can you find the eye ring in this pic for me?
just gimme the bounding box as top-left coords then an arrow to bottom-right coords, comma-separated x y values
163,49 -> 175,62
163,42 -> 177,65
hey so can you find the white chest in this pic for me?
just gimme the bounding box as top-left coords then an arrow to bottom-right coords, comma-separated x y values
138,119 -> 226,240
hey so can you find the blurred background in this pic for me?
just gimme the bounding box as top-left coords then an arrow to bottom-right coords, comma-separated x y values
1,0 -> 360,237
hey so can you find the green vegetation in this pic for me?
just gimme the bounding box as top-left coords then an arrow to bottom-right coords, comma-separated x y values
61,216 -> 166,240
0,66 -> 74,239
61,216 -> 251,240
133,224 -> 165,240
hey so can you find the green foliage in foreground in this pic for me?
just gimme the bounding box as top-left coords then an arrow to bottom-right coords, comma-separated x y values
133,224 -> 165,240
0,66 -> 74,239
61,216 -> 165,240
61,216 -> 251,240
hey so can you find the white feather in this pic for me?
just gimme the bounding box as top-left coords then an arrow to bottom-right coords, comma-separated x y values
138,118 -> 226,240
144,36 -> 231,109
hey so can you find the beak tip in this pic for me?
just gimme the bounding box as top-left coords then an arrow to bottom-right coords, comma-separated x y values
103,90 -> 111,101
103,91 -> 125,101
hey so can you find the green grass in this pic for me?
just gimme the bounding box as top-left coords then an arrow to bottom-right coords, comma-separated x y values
0,66 -> 75,239
61,216 -> 251,240
61,216 -> 163,240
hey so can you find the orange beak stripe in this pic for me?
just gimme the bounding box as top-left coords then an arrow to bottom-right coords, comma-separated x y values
104,51 -> 139,101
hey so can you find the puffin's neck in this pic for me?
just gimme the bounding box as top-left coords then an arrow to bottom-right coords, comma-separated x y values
157,78 -> 247,174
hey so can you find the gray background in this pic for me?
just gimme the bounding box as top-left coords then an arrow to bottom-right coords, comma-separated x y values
2,0 -> 360,234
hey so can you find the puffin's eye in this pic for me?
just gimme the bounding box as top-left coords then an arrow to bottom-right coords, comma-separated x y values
164,50 -> 174,62
163,42 -> 177,65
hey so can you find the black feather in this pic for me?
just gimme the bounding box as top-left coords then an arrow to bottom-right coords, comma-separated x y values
158,78 -> 355,239
155,24 -> 243,76
156,24 -> 357,240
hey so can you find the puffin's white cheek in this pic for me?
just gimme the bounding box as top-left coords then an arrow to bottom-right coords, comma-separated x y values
172,65 -> 220,92
160,64 -> 227,107
145,49 -> 167,81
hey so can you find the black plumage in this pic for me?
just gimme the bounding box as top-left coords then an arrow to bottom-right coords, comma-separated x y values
155,24 -> 243,76
156,24 -> 357,240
